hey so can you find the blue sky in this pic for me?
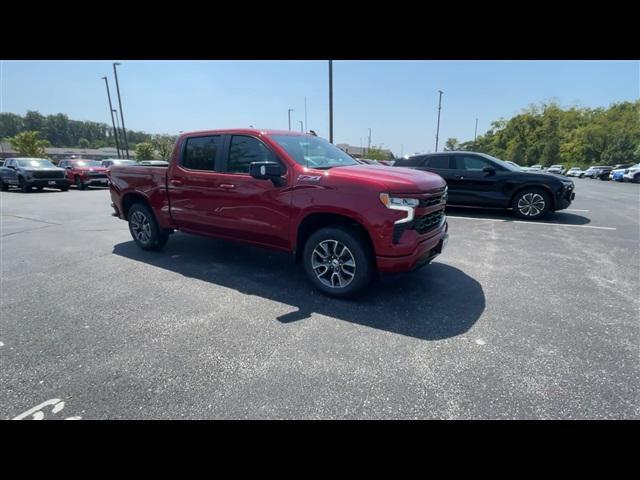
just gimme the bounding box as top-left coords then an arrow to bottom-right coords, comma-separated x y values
1,60 -> 638,156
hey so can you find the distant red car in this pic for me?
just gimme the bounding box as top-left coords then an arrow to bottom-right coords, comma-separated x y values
57,159 -> 109,190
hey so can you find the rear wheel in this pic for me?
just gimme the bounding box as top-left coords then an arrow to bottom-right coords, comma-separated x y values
512,188 -> 551,220
0,179 -> 8,191
633,173 -> 640,184
128,203 -> 169,250
303,226 -> 374,298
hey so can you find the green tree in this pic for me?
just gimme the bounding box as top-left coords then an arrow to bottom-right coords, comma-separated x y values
7,131 -> 49,157
444,138 -> 459,151
151,134 -> 176,161
78,138 -> 90,149
134,142 -> 156,160
365,145 -> 392,161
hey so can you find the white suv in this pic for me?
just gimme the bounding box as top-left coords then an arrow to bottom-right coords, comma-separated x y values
623,164 -> 640,183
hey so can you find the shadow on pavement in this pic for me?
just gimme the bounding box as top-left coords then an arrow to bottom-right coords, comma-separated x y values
113,233 -> 485,341
445,206 -> 591,225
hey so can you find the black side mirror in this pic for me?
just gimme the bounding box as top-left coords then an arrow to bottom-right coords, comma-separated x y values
249,161 -> 284,185
7,165 -> 16,170
65,166 -> 73,169
483,166 -> 496,176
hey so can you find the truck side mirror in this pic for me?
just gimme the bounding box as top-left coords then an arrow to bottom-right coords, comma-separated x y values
249,162 -> 283,185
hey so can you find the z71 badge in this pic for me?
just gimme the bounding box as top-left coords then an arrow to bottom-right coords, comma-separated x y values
297,175 -> 322,182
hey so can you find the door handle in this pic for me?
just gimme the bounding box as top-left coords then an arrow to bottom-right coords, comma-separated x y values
220,183 -> 235,189
454,175 -> 464,179
170,179 -> 183,186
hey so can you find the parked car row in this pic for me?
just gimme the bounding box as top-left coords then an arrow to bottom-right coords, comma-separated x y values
0,157 -> 170,192
565,163 -> 639,182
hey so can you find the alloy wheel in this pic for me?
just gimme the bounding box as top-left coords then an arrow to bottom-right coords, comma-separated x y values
130,211 -> 152,244
517,193 -> 545,217
311,239 -> 356,289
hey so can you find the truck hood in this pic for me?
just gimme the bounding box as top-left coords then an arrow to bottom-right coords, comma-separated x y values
313,164 -> 446,193
20,166 -> 65,172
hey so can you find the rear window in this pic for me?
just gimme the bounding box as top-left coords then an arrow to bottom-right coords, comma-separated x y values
182,135 -> 222,171
424,156 -> 451,169
395,156 -> 425,167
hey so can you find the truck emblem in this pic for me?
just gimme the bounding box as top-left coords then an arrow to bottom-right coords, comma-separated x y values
298,175 -> 321,182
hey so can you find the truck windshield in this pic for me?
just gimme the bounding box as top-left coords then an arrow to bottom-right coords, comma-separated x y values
74,160 -> 102,167
16,159 -> 56,168
270,135 -> 359,169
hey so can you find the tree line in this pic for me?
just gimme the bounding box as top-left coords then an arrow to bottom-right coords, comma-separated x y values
0,110 -> 177,160
443,100 -> 640,168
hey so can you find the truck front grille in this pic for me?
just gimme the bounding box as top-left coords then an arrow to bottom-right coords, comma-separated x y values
392,210 -> 445,244
31,171 -> 65,179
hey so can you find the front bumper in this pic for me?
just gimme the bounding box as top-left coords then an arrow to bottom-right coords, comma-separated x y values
376,221 -> 448,273
26,179 -> 70,188
555,184 -> 575,210
84,177 -> 109,186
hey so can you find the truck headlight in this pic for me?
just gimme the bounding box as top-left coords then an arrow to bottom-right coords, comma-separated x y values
379,193 -> 419,224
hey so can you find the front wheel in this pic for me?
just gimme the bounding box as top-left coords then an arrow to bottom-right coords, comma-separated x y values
0,179 -> 8,191
19,177 -> 31,193
128,203 -> 169,250
75,176 -> 86,190
512,188 -> 551,220
303,226 -> 374,298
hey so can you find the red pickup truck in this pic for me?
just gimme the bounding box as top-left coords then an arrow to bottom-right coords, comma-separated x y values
109,129 -> 449,297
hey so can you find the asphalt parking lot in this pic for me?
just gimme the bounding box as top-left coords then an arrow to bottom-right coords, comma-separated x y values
1,178 -> 638,419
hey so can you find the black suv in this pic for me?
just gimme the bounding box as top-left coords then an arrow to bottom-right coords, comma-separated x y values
393,151 -> 575,219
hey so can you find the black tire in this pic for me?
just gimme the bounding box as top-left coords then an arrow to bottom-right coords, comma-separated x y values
0,179 -> 8,191
60,186 -> 69,191
512,188 -> 551,220
19,177 -> 30,193
303,226 -> 374,298
75,175 -> 86,190
36,186 -> 44,191
633,173 -> 640,184
127,203 -> 170,250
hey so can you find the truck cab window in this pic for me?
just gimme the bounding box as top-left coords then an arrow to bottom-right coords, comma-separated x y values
227,135 -> 279,174
182,135 -> 221,171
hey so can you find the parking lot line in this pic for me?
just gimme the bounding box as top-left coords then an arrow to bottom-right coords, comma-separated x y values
447,216 -> 617,230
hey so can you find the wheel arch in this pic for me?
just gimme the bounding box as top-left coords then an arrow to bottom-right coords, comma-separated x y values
294,212 -> 374,263
510,183 -> 556,210
121,191 -> 152,219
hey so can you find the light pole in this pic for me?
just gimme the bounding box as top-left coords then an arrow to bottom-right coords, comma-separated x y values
474,118 -> 479,149
304,96 -> 308,133
113,62 -> 130,159
101,76 -> 121,159
299,120 -> 304,133
112,109 -> 122,150
288,109 -> 294,131
329,60 -> 333,143
367,128 -> 371,154
435,90 -> 444,152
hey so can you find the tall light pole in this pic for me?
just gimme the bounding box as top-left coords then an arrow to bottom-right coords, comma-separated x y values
367,128 -> 371,153
329,60 -> 333,143
304,96 -> 308,133
435,90 -> 444,152
113,62 -> 130,159
299,120 -> 304,133
474,118 -> 479,149
101,76 -> 121,159
288,109 -> 294,131
112,109 -> 122,149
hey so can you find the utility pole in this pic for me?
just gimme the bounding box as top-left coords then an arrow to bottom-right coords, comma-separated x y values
474,118 -> 479,149
329,60 -> 333,143
101,76 -> 121,159
304,96 -> 308,133
288,109 -> 294,131
435,90 -> 443,152
112,109 -> 122,157
367,128 -> 371,154
299,120 -> 304,133
113,62 -> 130,159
